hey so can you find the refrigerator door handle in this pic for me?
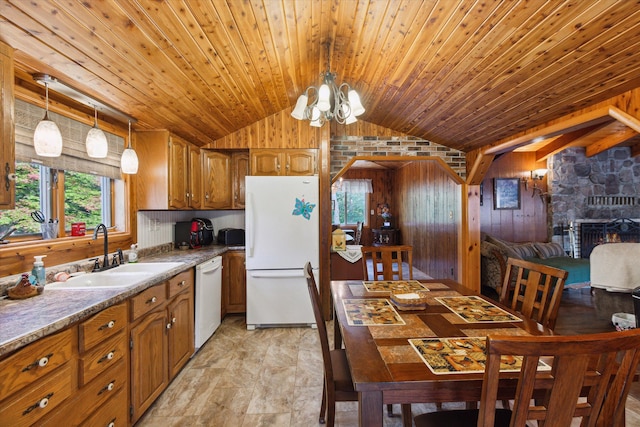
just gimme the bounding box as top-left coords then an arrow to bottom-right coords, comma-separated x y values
246,192 -> 254,257
249,270 -> 306,279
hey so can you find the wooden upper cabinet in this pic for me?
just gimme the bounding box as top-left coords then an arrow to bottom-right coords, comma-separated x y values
202,150 -> 232,209
0,42 -> 14,209
202,150 -> 248,209
250,149 -> 317,176
232,152 -> 249,208
136,130 -> 202,210
168,135 -> 189,209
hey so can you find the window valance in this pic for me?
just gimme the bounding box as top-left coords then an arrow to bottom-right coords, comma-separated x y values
333,179 -> 373,193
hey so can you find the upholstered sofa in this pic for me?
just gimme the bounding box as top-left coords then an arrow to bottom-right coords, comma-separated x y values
480,233 -> 591,293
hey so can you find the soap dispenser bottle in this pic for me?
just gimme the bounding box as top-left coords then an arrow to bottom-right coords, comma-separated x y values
31,255 -> 46,286
128,244 -> 138,263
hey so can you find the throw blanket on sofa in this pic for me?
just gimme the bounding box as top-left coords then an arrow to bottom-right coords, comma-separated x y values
590,243 -> 640,292
524,256 -> 591,287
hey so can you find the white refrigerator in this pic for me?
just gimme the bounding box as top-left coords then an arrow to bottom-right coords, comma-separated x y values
245,175 -> 319,329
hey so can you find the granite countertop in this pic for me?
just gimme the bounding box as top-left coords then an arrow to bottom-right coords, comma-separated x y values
0,246 -> 230,358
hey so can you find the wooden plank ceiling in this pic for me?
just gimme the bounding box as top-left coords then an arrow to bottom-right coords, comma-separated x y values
1,0 -> 640,155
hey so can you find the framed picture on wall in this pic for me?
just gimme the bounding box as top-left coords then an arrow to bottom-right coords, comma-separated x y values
493,178 -> 521,210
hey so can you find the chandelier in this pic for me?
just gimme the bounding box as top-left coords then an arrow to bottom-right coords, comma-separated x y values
291,46 -> 365,127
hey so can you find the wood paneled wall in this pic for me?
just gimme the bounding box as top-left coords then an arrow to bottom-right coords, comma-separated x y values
480,152 -> 548,242
209,106 -> 323,149
395,161 -> 461,280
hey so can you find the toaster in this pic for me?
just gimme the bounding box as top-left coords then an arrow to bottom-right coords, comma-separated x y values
217,228 -> 245,246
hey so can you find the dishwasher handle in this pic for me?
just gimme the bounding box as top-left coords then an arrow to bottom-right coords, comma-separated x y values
197,256 -> 223,274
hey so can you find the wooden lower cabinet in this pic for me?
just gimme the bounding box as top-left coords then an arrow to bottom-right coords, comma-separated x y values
0,270 -> 195,427
130,269 -> 195,423
223,250 -> 246,313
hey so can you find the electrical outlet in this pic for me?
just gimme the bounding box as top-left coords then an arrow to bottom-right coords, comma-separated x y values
153,218 -> 160,231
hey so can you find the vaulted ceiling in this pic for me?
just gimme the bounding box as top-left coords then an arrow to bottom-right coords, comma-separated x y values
2,0 -> 640,154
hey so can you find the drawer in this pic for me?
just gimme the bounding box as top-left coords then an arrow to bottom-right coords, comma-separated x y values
79,333 -> 127,386
79,302 -> 127,353
0,328 -> 75,401
41,359 -> 126,427
167,269 -> 193,298
0,363 -> 73,427
81,387 -> 128,427
130,284 -> 167,321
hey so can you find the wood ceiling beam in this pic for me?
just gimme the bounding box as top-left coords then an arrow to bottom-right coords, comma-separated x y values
534,124 -> 609,162
585,126 -> 639,157
465,148 -> 496,186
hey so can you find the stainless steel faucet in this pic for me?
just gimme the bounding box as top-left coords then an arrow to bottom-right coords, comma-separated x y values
93,223 -> 109,270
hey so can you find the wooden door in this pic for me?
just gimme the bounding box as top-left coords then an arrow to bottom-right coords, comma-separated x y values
225,251 -> 246,313
202,150 -> 232,209
130,310 -> 168,423
250,149 -> 282,175
167,291 -> 194,379
286,149 -> 317,175
188,145 -> 202,209
168,136 -> 189,209
232,152 -> 249,208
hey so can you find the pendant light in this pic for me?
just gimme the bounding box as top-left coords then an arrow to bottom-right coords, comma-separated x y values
120,120 -> 138,174
85,106 -> 108,158
33,81 -> 63,157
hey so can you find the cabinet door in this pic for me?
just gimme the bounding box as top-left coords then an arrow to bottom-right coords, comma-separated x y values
130,310 -> 168,423
189,145 -> 202,209
250,149 -> 282,176
0,42 -> 14,209
168,136 -> 189,209
286,149 -> 317,175
203,151 -> 232,209
225,251 -> 246,313
232,152 -> 249,208
167,291 -> 194,379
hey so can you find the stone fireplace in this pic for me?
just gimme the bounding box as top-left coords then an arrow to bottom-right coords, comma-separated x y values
550,147 -> 640,256
575,218 -> 640,258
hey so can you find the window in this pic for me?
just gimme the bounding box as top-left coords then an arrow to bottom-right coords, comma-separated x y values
0,162 -> 113,238
332,179 -> 372,226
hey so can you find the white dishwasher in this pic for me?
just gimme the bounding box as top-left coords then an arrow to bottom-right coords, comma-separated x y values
194,256 -> 223,350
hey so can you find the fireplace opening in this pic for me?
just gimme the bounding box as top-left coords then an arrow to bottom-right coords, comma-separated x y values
579,218 -> 640,258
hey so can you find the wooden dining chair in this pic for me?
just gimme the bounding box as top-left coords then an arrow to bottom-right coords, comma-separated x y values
305,262 -> 357,426
304,262 -> 412,427
499,257 -> 568,330
359,246 -> 413,418
361,245 -> 413,281
414,329 -> 640,427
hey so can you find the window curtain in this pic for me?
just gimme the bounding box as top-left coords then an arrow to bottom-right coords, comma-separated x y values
334,178 -> 373,193
14,99 -> 125,180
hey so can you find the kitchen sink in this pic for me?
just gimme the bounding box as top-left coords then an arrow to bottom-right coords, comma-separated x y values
46,262 -> 185,290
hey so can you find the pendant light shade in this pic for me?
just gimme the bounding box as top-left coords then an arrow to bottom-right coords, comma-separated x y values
33,82 -> 63,157
120,120 -> 138,174
86,107 -> 108,158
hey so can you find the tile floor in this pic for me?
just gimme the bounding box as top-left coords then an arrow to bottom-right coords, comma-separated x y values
138,308 -> 640,426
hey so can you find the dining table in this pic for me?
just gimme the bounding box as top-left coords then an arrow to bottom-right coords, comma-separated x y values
330,278 -> 553,427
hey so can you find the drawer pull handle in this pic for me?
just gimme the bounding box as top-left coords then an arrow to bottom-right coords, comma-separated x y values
99,320 -> 116,330
23,393 -> 53,415
98,351 -> 116,364
179,280 -> 186,287
107,420 -> 116,427
98,380 -> 116,395
166,323 -> 172,329
147,296 -> 157,304
22,354 -> 53,372
172,317 -> 177,324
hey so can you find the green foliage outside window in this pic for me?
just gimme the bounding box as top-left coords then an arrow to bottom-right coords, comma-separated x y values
0,162 -> 105,236
334,191 -> 366,225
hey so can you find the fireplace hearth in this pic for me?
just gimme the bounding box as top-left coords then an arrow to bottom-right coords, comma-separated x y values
578,218 -> 640,258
